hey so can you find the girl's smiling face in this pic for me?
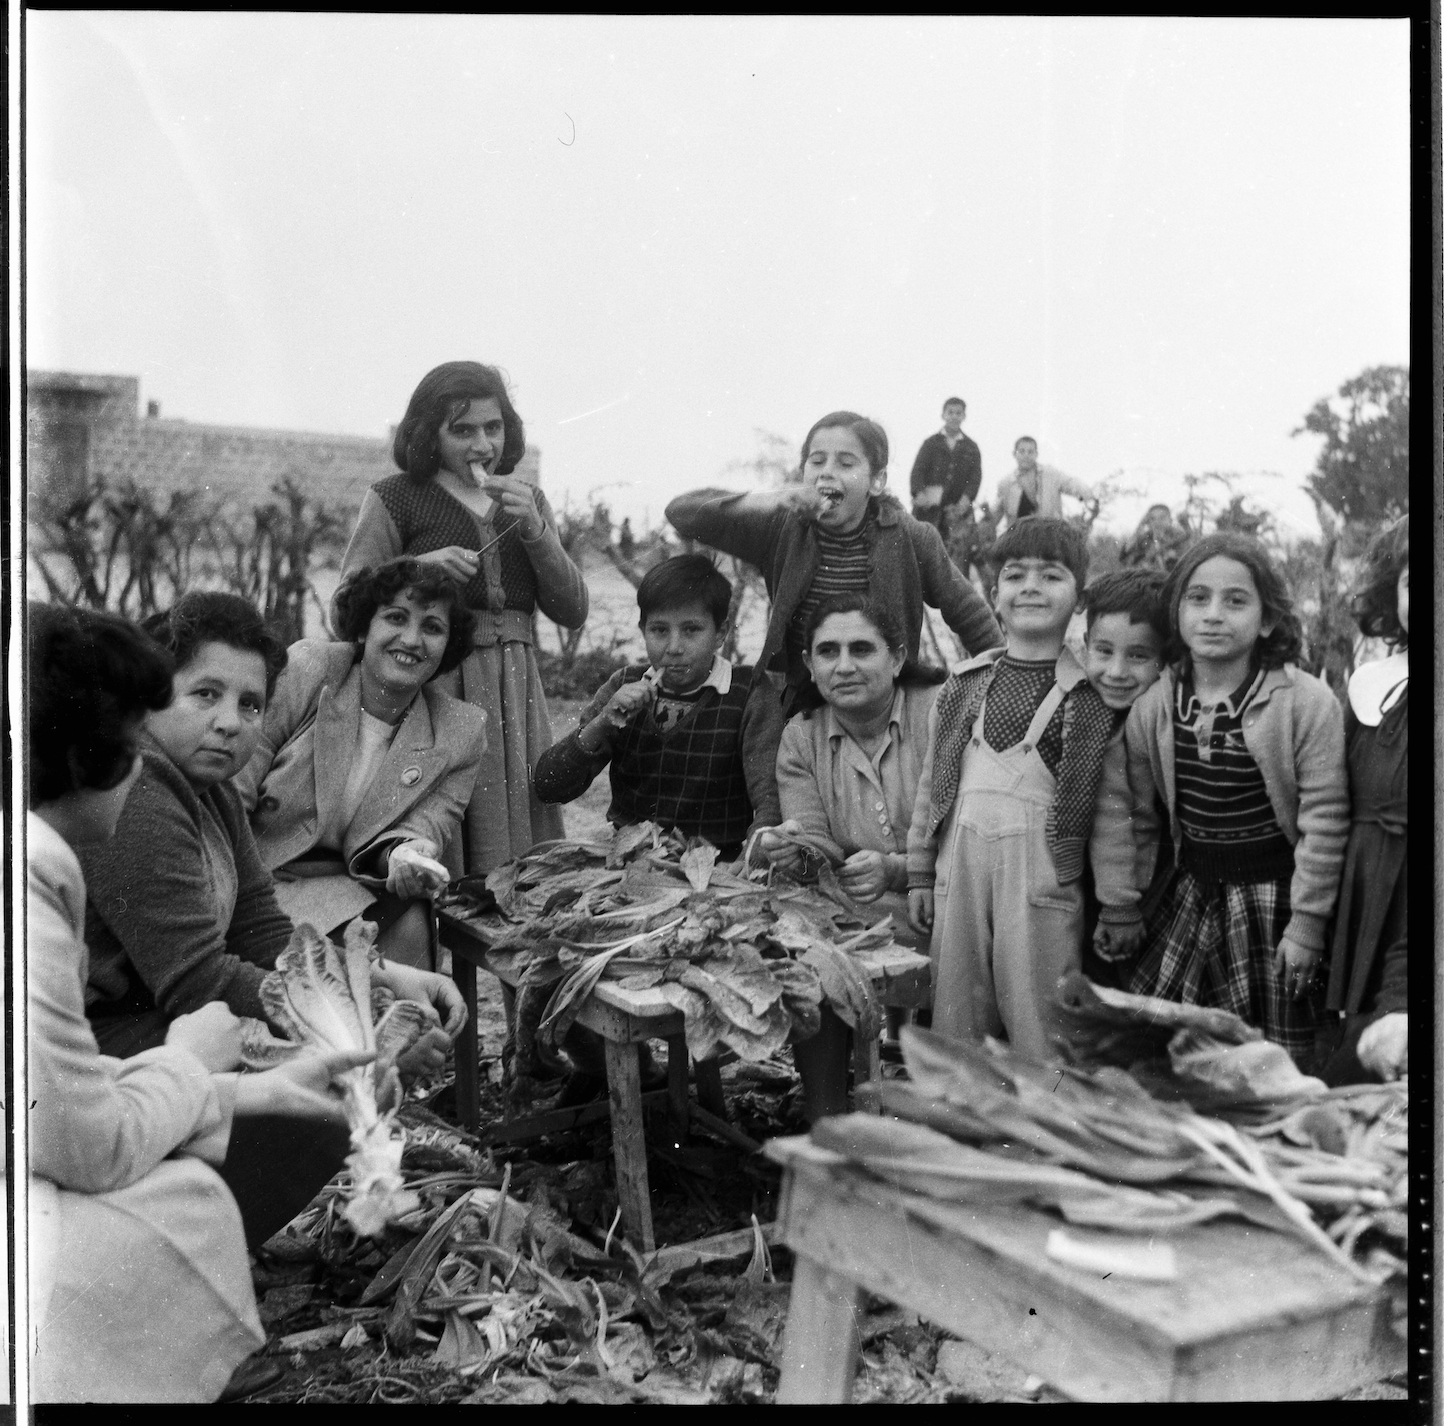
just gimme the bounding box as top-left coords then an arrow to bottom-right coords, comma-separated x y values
1177,555 -> 1274,668
361,589 -> 451,699
803,426 -> 886,534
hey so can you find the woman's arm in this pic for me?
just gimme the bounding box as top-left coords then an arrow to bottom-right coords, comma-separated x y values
29,884 -> 231,1192
912,521 -> 1004,654
775,718 -> 848,864
340,488 -> 405,582
525,491 -> 590,629
81,769 -> 276,1020
905,698 -> 943,889
1281,679 -> 1350,951
222,790 -> 301,971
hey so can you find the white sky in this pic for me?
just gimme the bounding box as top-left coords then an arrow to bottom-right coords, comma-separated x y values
25,14 -> 1410,540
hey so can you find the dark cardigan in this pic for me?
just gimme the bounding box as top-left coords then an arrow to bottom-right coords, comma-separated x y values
80,736 -> 294,1026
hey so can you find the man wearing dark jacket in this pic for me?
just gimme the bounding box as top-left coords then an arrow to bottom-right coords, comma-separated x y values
909,396 -> 982,545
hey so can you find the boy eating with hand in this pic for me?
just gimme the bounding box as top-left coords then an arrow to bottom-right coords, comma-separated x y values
533,554 -> 781,856
906,518 -> 1140,1060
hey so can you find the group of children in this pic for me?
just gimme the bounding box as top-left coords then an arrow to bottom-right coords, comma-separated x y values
535,408 -> 1409,1087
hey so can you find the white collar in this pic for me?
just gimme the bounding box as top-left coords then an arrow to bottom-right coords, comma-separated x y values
1347,650 -> 1408,726
643,653 -> 733,697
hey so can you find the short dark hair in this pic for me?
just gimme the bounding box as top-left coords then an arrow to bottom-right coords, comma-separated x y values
1161,531 -> 1303,668
1083,568 -> 1168,641
144,591 -> 290,698
636,554 -> 732,629
331,558 -> 475,674
989,516 -> 1088,591
392,361 -> 526,480
1351,515 -> 1409,648
804,591 -> 905,655
1014,435 -> 1038,450
28,602 -> 174,805
799,411 -> 889,477
942,397 -> 966,413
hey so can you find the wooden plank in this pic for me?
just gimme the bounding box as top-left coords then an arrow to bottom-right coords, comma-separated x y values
689,1104 -> 763,1156
694,1057 -> 727,1118
603,1037 -> 655,1252
481,1090 -> 668,1146
775,1254 -> 862,1404
450,953 -> 481,1133
771,1148 -> 1398,1401
852,1020 -> 881,1111
666,1035 -> 690,1140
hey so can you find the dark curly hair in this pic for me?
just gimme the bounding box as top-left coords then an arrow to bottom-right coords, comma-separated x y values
143,591 -> 290,698
1161,531 -> 1303,669
1083,567 -> 1168,642
392,361 -> 526,480
1351,515 -> 1409,648
28,602 -> 174,805
331,558 -> 475,675
989,516 -> 1089,591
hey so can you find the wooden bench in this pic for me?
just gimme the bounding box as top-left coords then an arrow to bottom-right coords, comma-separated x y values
440,907 -> 929,1250
767,1135 -> 1406,1402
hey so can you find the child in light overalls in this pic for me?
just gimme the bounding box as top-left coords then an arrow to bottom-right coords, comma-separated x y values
906,518 -> 1141,1060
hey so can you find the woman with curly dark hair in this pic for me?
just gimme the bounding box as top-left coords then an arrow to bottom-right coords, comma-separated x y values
340,361 -> 588,874
1318,515 -> 1409,1083
1120,532 -> 1349,1067
233,557 -> 486,970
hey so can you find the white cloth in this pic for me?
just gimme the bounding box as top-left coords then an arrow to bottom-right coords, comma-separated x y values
26,812 -> 264,1402
1347,649 -> 1408,726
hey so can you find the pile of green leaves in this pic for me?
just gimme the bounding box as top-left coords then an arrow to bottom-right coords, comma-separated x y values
444,823 -> 896,1071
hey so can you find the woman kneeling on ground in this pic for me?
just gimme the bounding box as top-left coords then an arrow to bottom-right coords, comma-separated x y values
760,593 -> 945,1117
79,590 -> 465,1250
235,557 -> 488,970
28,602 -> 371,1402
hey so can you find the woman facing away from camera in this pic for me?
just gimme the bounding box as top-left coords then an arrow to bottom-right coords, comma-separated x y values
26,602 -> 370,1402
341,361 -> 589,874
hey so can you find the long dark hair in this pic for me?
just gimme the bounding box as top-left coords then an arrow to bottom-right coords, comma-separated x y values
1161,531 -> 1303,668
1351,515 -> 1408,648
392,361 -> 526,479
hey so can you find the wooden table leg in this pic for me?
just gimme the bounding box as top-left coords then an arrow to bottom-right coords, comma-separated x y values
451,953 -> 480,1133
694,1056 -> 727,1118
853,1020 -> 881,1113
604,1037 -> 655,1252
776,1253 -> 861,1403
665,1035 -> 689,1143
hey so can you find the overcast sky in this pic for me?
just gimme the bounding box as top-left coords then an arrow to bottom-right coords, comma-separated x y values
26,14 -> 1410,539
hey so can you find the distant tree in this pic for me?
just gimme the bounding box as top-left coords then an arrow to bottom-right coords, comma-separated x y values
1294,365 -> 1409,524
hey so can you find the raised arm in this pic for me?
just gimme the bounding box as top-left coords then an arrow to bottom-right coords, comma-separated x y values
912,521 -> 1004,655
664,487 -> 797,571
532,668 -> 628,805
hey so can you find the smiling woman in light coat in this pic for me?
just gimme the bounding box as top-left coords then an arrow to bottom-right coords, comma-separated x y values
235,557 -> 488,969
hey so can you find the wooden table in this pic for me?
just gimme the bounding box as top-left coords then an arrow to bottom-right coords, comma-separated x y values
440,908 -> 930,1251
767,1136 -> 1406,1402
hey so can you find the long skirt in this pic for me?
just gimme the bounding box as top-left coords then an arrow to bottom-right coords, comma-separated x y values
1128,870 -> 1317,1066
436,640 -> 565,875
29,1162 -> 265,1402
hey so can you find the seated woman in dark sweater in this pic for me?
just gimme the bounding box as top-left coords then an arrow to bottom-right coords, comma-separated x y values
79,591 -> 466,1246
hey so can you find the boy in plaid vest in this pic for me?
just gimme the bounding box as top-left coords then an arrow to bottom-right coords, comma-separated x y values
534,555 -> 782,857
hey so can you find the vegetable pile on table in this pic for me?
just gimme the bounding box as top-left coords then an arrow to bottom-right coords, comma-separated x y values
440,822 -> 908,1093
806,975 -> 1407,1288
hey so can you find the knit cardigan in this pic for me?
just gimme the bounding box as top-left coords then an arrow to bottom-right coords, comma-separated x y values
1123,663 -> 1349,951
79,736 -> 294,1024
664,489 -> 1003,682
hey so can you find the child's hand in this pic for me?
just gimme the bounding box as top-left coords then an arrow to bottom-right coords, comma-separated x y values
838,850 -> 888,903
482,474 -> 546,540
581,680 -> 654,751
1356,1012 -> 1408,1081
757,819 -> 806,871
906,888 -> 934,936
780,484 -> 827,520
1273,933 -> 1321,1002
1093,920 -> 1145,963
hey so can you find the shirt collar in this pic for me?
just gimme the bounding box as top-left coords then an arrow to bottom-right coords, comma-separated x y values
643,653 -> 732,697
822,684 -> 906,746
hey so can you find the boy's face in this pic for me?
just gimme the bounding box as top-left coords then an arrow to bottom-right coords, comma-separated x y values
1084,613 -> 1165,710
1014,439 -> 1038,472
992,558 -> 1079,642
942,402 -> 965,433
642,600 -> 725,692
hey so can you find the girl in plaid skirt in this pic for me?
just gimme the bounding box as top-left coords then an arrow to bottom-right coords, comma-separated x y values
1120,533 -> 1349,1067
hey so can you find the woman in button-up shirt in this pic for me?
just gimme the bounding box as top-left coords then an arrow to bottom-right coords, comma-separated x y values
761,593 -> 945,946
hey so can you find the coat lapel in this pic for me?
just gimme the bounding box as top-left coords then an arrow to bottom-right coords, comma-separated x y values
345,689 -> 441,854
313,663 -> 362,836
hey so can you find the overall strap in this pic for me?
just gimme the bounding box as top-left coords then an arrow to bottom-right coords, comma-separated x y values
1021,681 -> 1067,752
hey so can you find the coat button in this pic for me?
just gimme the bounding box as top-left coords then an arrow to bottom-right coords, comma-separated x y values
401,766 -> 422,786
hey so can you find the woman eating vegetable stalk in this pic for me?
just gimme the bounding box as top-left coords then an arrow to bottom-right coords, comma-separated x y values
234,556 -> 487,971
78,590 -> 466,1249
27,602 -> 373,1403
